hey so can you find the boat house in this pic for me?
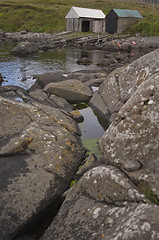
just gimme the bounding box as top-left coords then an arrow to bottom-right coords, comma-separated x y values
65,7 -> 106,33
106,9 -> 143,34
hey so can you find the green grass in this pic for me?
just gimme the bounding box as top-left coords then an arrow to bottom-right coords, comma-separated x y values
0,0 -> 159,35
138,181 -> 159,205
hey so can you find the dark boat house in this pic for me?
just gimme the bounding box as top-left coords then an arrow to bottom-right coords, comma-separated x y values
65,7 -> 106,33
106,9 -> 143,34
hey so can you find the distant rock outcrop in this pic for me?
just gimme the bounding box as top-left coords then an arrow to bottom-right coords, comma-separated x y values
10,41 -> 39,56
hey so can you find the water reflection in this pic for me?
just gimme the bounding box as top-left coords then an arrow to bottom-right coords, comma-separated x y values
78,106 -> 108,158
0,43 -> 104,89
79,107 -> 105,139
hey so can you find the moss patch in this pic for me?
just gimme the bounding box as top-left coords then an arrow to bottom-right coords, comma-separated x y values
69,179 -> 77,188
138,181 -> 159,205
82,138 -> 101,159
72,102 -> 88,110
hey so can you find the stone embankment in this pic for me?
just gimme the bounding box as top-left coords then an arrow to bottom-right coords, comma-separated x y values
0,30 -> 159,56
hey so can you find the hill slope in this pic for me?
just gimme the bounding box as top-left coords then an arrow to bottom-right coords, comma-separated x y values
0,0 -> 159,35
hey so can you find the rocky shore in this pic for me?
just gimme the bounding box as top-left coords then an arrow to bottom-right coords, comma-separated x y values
0,31 -> 159,239
0,30 -> 159,57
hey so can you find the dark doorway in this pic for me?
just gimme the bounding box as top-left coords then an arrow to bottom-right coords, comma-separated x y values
106,17 -> 117,34
82,20 -> 90,32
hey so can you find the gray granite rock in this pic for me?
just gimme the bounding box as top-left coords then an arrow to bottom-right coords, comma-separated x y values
41,166 -> 159,240
99,72 -> 159,198
90,48 -> 159,120
0,91 -> 85,239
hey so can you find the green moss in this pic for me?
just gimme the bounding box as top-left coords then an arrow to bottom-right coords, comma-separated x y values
82,138 -> 101,159
69,179 -> 77,188
138,181 -> 159,205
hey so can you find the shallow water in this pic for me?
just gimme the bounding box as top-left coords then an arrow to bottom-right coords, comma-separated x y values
0,43 -> 103,89
79,107 -> 105,139
79,106 -> 109,158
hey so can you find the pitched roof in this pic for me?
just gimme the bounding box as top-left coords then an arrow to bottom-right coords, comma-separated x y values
65,7 -> 105,19
112,9 -> 143,18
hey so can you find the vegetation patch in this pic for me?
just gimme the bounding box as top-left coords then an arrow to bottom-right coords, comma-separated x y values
138,181 -> 159,205
82,138 -> 101,159
69,179 -> 77,188
0,0 -> 158,35
72,102 -> 88,110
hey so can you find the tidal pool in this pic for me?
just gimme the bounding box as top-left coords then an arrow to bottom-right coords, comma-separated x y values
79,106 -> 109,158
0,42 -> 108,157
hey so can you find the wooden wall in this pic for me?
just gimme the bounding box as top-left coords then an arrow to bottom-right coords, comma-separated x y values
66,18 -> 105,33
117,18 -> 138,33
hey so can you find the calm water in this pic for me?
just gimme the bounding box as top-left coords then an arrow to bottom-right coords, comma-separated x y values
0,42 -> 103,89
79,107 -> 105,139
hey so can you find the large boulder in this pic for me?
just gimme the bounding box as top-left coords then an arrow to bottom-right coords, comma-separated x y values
41,165 -> 159,240
10,41 -> 38,56
0,90 -> 85,239
29,72 -> 72,90
43,79 -> 93,103
90,49 -> 159,120
99,72 -> 159,198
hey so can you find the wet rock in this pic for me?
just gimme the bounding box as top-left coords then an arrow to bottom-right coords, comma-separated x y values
43,79 -> 93,103
41,165 -> 159,240
0,91 -> 85,239
99,72 -> 159,198
10,41 -> 39,56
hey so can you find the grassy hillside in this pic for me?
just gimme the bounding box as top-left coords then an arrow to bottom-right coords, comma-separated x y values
0,0 -> 159,35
